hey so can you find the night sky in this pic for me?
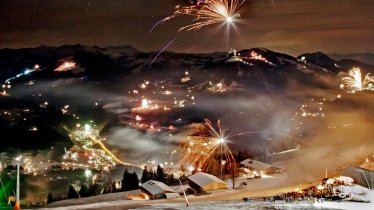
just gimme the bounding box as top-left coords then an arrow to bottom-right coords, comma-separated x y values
0,0 -> 373,55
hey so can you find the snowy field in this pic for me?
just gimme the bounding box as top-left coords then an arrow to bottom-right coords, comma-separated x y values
37,199 -> 374,210
37,185 -> 373,210
37,172 -> 373,210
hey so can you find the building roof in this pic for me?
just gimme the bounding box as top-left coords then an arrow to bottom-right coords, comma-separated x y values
187,172 -> 226,188
140,180 -> 176,196
360,160 -> 374,171
240,158 -> 279,171
342,165 -> 374,189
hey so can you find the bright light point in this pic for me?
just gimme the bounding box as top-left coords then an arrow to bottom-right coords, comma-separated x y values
226,16 -> 233,23
141,99 -> 149,108
15,156 -> 22,161
217,138 -> 225,143
24,69 -> 32,74
135,115 -> 142,121
84,169 -> 92,177
84,124 -> 91,131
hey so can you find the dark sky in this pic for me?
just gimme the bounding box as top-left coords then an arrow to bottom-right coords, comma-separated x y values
0,0 -> 373,55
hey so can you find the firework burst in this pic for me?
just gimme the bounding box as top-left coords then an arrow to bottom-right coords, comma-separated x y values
341,67 -> 374,93
149,1 -> 246,68
179,118 -> 313,174
179,119 -> 236,174
153,0 -> 246,32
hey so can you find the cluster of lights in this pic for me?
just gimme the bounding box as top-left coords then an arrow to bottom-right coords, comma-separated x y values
295,98 -> 326,118
246,51 -> 274,65
9,153 -> 54,176
125,76 -> 198,131
207,81 -> 230,93
62,123 -> 129,170
54,61 -> 76,72
61,105 -> 70,115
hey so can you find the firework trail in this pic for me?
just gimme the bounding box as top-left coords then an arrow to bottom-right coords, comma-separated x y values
4,65 -> 40,83
149,37 -> 177,69
341,67 -> 374,93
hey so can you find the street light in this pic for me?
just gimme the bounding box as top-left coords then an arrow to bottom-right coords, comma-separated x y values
178,178 -> 189,207
14,156 -> 22,210
357,169 -> 371,190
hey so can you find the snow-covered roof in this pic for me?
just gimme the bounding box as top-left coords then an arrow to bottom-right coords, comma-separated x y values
140,180 -> 176,196
240,158 -> 277,171
187,172 -> 226,188
360,160 -> 374,171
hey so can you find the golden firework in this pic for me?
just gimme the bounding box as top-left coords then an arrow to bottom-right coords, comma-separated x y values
179,119 -> 236,174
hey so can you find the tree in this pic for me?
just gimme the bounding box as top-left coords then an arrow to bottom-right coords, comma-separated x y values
88,183 -> 102,196
150,169 -> 157,180
47,193 -> 54,204
79,184 -> 89,197
121,169 -> 139,191
121,169 -> 131,191
141,166 -> 150,184
166,173 -> 178,186
156,165 -> 166,183
130,172 -> 139,190
67,185 -> 79,199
